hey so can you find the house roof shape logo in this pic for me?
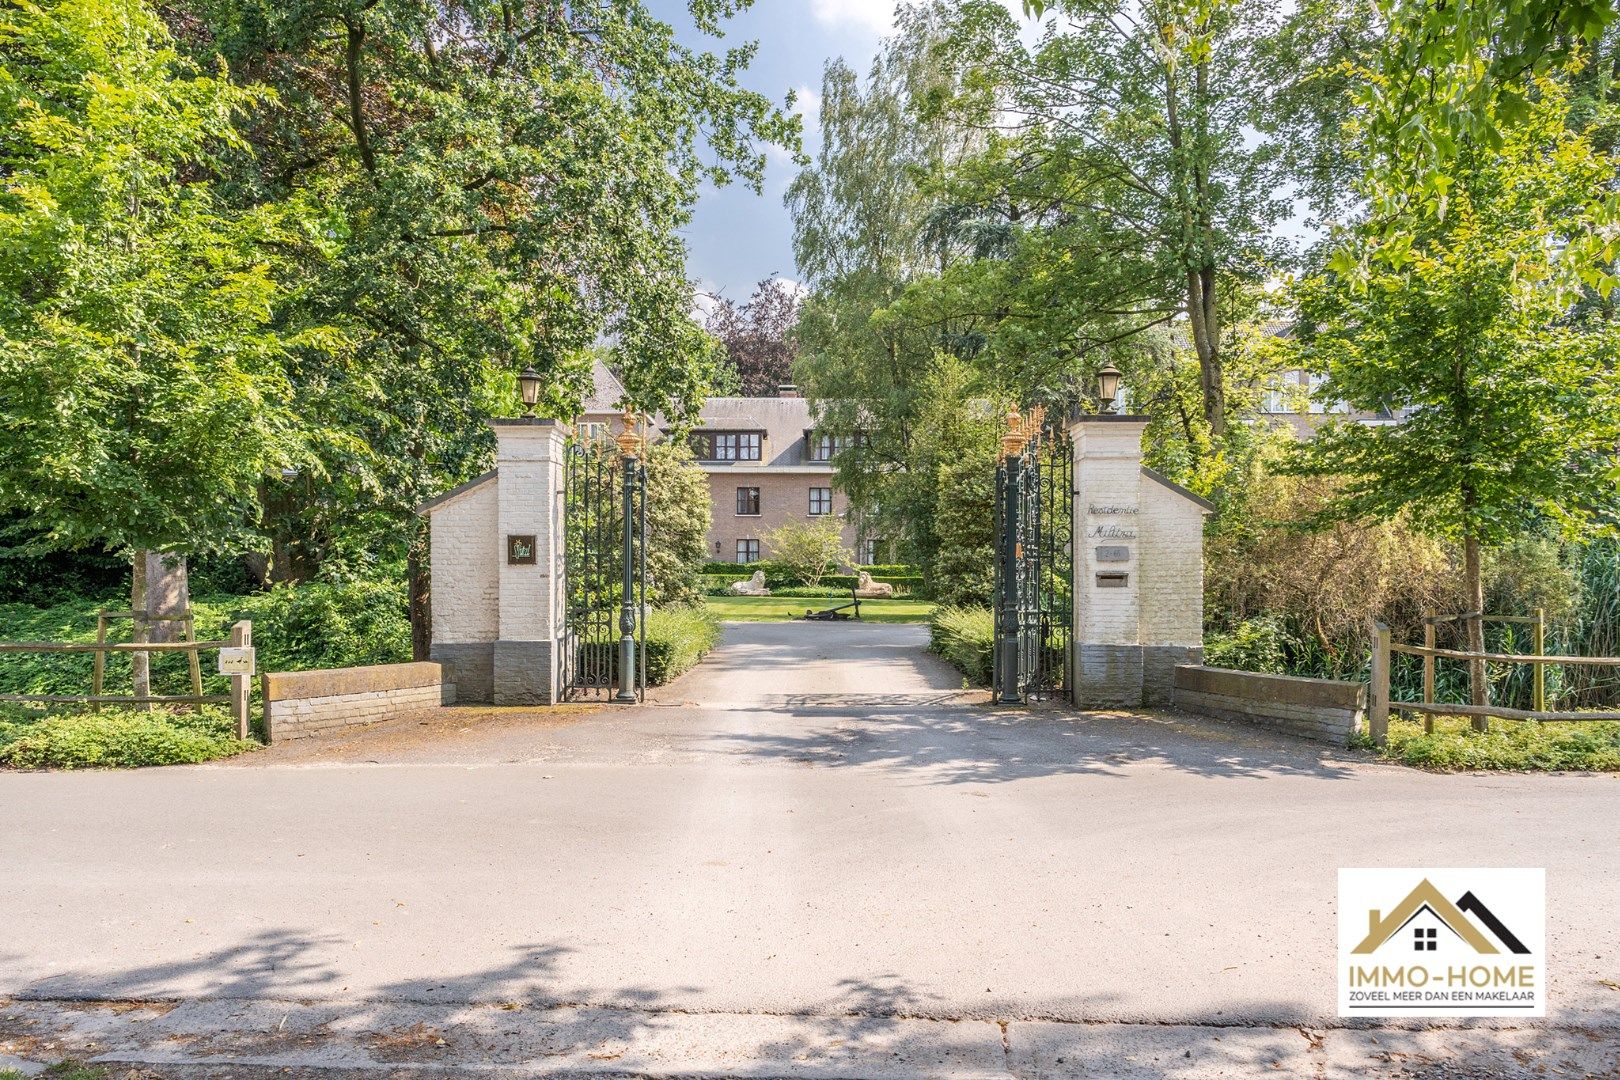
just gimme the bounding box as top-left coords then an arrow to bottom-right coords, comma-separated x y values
1351,878 -> 1530,956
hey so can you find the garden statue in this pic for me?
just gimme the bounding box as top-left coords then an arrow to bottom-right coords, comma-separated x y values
854,571 -> 894,599
729,570 -> 770,596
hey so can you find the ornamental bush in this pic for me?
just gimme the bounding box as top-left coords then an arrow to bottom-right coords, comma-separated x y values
0,703 -> 256,770
928,606 -> 994,685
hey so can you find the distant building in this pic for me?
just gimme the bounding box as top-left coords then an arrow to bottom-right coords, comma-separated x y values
579,363 -> 866,566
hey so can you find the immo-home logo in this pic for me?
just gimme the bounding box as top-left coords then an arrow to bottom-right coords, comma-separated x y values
1338,868 -> 1545,1017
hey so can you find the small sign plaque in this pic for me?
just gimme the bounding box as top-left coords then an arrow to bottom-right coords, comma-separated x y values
1095,545 -> 1131,563
218,647 -> 255,677
507,534 -> 537,565
1095,571 -> 1129,588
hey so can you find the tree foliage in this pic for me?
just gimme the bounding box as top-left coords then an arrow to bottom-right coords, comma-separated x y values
0,0 -> 315,557
704,277 -> 801,395
763,518 -> 852,589
1288,89 -> 1620,550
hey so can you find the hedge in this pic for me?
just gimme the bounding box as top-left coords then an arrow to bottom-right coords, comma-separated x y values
572,604 -> 721,687
928,606 -> 994,685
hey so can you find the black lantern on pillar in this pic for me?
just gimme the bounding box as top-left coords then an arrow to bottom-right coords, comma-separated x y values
1095,365 -> 1122,414
517,366 -> 542,417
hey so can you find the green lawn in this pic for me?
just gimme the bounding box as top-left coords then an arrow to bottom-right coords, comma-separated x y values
704,595 -> 936,624
1357,715 -> 1620,771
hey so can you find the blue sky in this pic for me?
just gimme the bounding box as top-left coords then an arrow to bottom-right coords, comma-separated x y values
652,1 -> 1312,309
648,1 -> 939,308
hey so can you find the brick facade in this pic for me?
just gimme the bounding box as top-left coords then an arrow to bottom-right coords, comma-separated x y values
703,471 -> 857,563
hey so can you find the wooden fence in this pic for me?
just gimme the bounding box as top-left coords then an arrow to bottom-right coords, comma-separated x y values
0,618 -> 255,739
1367,620 -> 1620,745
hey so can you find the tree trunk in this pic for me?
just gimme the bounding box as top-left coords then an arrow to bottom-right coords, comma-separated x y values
408,524 -> 431,662
130,553 -> 150,710
130,552 -> 191,707
1463,534 -> 1488,730
142,551 -> 190,643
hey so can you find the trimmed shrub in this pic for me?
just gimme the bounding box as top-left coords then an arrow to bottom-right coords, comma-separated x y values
572,605 -> 721,687
644,605 -> 722,684
929,605 -> 994,685
0,703 -> 256,769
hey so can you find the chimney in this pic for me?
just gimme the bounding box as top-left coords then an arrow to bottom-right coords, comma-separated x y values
777,383 -> 799,398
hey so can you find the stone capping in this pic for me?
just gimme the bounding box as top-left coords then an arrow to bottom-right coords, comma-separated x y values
1174,664 -> 1366,710
261,662 -> 447,703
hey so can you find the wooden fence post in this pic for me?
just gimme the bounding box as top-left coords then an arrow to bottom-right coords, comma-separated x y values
229,620 -> 252,741
1369,622 -> 1391,747
1422,619 -> 1436,735
91,613 -> 108,713
1532,608 -> 1546,714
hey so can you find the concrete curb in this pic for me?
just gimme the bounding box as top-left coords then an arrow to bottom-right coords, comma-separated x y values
4,999 -> 1618,1079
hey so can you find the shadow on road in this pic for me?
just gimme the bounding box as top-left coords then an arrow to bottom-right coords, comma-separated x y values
709,705 -> 1362,784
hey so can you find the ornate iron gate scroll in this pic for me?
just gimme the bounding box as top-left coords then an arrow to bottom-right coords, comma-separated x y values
992,408 -> 1073,704
561,431 -> 646,701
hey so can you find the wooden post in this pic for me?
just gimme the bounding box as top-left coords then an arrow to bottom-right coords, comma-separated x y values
229,620 -> 252,741
1532,608 -> 1546,714
1369,622 -> 1391,747
1422,619 -> 1436,735
91,613 -> 108,714
184,615 -> 203,703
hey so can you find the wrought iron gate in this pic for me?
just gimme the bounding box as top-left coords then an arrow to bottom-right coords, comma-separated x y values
561,428 -> 646,701
992,407 -> 1074,704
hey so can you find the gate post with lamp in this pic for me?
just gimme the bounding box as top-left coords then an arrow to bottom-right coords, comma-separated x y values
1069,367 -> 1212,708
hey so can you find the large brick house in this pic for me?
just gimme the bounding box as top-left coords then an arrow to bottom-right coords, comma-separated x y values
580,362 -> 864,565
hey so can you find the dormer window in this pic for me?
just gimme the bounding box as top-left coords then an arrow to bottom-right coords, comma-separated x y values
808,431 -> 856,462
690,430 -> 762,462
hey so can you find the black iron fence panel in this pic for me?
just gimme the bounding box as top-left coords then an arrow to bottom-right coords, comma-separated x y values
993,417 -> 1073,704
561,434 -> 646,702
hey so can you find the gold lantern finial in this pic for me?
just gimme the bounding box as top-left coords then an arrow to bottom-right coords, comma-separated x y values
615,408 -> 642,457
1000,406 -> 1027,459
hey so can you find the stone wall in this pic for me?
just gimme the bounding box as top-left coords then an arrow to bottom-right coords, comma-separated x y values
262,662 -> 454,743
1172,665 -> 1366,746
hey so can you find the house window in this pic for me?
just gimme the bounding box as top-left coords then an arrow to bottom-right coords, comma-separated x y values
736,539 -> 760,564
808,432 -> 856,462
860,539 -> 877,565
691,430 -> 762,462
1413,927 -> 1437,952
577,421 -> 610,443
808,487 -> 833,516
735,487 -> 760,516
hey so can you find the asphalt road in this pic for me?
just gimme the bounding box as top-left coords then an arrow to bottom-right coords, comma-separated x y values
3,622 -> 1617,1035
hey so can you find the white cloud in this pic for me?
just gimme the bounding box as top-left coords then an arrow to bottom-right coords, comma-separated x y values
809,1 -> 1040,42
809,0 -> 895,36
690,282 -> 723,325
793,85 -> 822,135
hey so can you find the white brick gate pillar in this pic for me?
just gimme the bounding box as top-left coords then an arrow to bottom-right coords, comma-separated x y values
419,418 -> 568,705
491,419 -> 567,704
1071,416 -> 1212,707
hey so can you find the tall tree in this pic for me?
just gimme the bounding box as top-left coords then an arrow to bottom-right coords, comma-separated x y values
787,3 -> 1000,567
174,0 -> 794,649
0,0 -> 314,602
1288,86 -> 1620,712
929,0 -> 1293,434
704,277 -> 801,395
